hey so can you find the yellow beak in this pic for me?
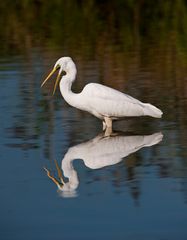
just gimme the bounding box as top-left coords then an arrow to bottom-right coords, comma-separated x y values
41,67 -> 61,95
52,72 -> 61,95
44,167 -> 64,189
43,159 -> 65,189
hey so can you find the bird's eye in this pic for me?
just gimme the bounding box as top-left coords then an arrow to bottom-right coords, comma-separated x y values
61,70 -> 66,75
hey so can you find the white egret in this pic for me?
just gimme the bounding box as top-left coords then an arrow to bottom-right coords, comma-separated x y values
44,132 -> 163,197
41,57 -> 163,132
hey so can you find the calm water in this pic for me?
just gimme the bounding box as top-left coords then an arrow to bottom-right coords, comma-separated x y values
1,2 -> 187,240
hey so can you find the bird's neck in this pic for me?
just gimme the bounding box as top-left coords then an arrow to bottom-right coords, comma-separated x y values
59,70 -> 80,108
61,151 -> 79,189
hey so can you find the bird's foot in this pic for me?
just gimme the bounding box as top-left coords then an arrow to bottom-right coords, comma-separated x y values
102,117 -> 114,136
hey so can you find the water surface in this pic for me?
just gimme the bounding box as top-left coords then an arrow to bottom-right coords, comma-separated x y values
0,1 -> 187,240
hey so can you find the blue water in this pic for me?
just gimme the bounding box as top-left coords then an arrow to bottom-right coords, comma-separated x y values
0,48 -> 187,240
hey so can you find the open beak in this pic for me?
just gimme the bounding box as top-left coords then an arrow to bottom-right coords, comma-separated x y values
44,167 -> 64,189
41,67 -> 61,95
54,159 -> 65,184
43,159 -> 65,189
52,72 -> 61,95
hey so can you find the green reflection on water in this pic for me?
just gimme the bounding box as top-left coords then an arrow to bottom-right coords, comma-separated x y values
1,0 -> 187,56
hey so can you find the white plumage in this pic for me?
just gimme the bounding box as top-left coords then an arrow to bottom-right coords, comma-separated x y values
41,57 -> 163,132
82,83 -> 162,118
44,132 -> 163,197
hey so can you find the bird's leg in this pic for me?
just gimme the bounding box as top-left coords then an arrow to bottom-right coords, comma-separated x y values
102,121 -> 106,130
104,127 -> 113,137
104,117 -> 112,129
104,117 -> 113,136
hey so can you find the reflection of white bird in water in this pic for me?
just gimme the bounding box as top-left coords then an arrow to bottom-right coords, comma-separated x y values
44,132 -> 163,197
41,57 -> 163,133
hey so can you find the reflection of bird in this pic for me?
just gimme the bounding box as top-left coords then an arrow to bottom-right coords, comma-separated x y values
41,57 -> 163,133
44,132 -> 163,197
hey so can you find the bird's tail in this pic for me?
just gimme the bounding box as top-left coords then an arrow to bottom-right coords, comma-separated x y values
142,132 -> 163,147
143,103 -> 163,118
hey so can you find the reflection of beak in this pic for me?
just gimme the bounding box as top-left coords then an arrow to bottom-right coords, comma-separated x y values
54,159 -> 65,184
44,159 -> 65,189
41,67 -> 61,95
44,167 -> 64,189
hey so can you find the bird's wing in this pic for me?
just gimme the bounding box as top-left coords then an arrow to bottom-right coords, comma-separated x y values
82,83 -> 143,105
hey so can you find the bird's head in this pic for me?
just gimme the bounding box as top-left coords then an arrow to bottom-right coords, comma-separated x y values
41,56 -> 76,95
